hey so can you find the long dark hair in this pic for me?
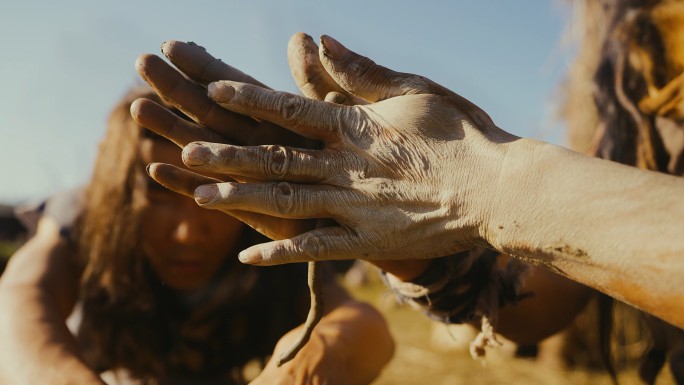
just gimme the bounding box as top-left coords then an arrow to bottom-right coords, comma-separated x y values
591,0 -> 670,172
74,86 -> 309,383
562,1 -> 682,383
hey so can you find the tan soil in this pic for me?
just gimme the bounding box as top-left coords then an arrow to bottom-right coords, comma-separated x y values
347,279 -> 677,385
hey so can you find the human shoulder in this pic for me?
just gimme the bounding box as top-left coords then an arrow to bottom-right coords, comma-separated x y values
2,187 -> 86,291
14,185 -> 86,244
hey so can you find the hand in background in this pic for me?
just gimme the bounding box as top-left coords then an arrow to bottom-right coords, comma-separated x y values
134,35 -> 346,241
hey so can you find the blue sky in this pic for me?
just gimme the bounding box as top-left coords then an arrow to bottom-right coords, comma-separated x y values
0,1 -> 572,204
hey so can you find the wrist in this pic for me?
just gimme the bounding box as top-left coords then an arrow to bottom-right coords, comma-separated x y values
440,128 -> 518,251
480,138 -> 551,253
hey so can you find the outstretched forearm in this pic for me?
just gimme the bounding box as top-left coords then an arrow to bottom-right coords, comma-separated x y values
150,35 -> 682,329
0,287 -> 104,385
486,138 -> 684,327
251,293 -> 394,385
315,299 -> 395,384
0,222 -> 104,385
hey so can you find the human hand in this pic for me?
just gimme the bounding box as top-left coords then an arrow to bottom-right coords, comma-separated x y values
133,40 -> 303,149
248,325 -> 349,385
133,34 -> 355,149
133,36 -> 345,240
183,35 -> 518,265
248,299 -> 393,385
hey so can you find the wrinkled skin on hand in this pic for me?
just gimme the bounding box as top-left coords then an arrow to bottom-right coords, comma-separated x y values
181,35 -> 518,265
134,35 -> 392,375
133,36 -> 342,242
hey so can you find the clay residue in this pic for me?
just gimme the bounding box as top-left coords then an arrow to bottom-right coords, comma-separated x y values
499,242 -> 594,278
542,244 -> 590,261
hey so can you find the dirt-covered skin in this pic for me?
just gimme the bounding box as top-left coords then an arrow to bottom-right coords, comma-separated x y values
135,31 -> 683,346
182,35 -> 684,329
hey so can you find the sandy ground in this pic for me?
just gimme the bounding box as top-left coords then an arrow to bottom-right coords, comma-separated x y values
0,238 -> 676,384
346,278 -> 677,385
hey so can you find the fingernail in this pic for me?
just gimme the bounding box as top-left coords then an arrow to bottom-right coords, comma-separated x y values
300,33 -> 317,51
182,142 -> 209,166
160,41 -> 170,55
145,163 -> 153,175
134,56 -> 145,73
194,184 -> 217,204
320,35 -> 347,60
208,82 -> 235,103
239,248 -> 262,264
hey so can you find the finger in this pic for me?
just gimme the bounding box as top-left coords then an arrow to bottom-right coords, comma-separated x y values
131,98 -> 227,147
237,227 -> 360,265
207,81 -> 352,141
161,40 -> 269,88
226,209 -> 317,241
182,141 -> 334,182
318,35 -> 450,102
147,158 -> 249,187
287,32 -> 366,106
236,214 -> 315,241
146,162 -> 225,198
135,53 -> 258,143
325,91 -> 348,105
192,181 -> 347,219
148,163 -> 314,240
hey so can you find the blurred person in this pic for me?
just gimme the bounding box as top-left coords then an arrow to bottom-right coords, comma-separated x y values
0,85 -> 394,385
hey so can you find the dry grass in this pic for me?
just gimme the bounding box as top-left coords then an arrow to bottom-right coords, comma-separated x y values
346,279 -> 677,385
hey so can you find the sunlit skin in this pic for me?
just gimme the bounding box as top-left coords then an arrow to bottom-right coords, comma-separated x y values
0,132 -> 395,385
163,35 -> 684,328
0,36 -> 401,384
139,138 -> 243,291
133,37 -> 684,334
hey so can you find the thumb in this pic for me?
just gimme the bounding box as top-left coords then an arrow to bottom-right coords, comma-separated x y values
288,32 -> 367,105
318,35 -> 451,102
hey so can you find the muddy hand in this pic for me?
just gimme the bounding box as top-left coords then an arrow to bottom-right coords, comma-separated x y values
134,39 -> 321,239
185,35 -> 515,266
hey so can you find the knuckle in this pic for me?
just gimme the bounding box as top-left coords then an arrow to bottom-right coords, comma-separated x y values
299,72 -> 330,100
271,181 -> 296,215
198,58 -> 222,83
351,56 -> 386,90
400,75 -> 432,95
350,56 -> 375,79
279,94 -> 305,124
334,106 -> 356,138
167,118 -> 187,142
235,84 -> 261,108
261,145 -> 291,177
192,99 -> 215,127
299,232 -> 326,261
213,145 -> 236,166
302,68 -> 324,89
340,106 -> 375,144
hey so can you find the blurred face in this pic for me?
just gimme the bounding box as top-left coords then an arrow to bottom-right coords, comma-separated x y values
138,138 -> 244,291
